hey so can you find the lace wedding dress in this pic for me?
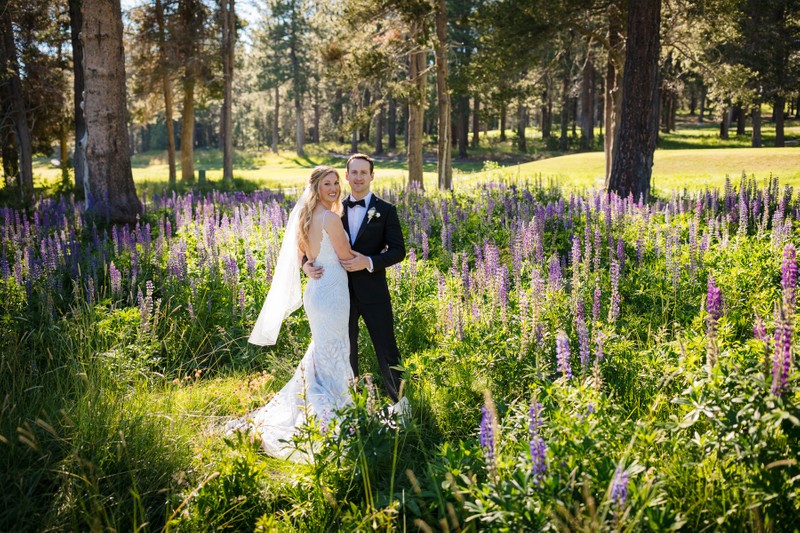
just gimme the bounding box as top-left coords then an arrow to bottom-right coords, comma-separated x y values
229,223 -> 352,461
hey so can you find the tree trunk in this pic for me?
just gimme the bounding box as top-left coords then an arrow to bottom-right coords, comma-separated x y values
774,95 -> 785,147
375,101 -> 384,154
435,0 -> 452,189
559,73 -> 569,151
388,97 -> 397,149
542,88 -> 552,138
752,103 -> 762,147
698,84 -> 706,123
407,27 -> 425,189
500,102 -> 507,141
312,87 -> 320,143
81,0 -> 141,223
735,104 -> 746,136
0,129 -> 18,187
581,51 -> 594,149
155,0 -> 176,187
69,0 -> 86,196
334,87 -> 344,143
517,104 -> 527,152
181,76 -> 195,181
719,106 -> 730,140
272,85 -> 279,153
294,95 -> 305,156
471,96 -> 480,149
606,0 -> 661,201
0,6 -> 33,203
220,0 -> 235,183
604,3 -> 624,182
361,88 -> 371,143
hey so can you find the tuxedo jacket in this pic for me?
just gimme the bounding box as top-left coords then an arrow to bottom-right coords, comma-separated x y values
342,195 -> 406,304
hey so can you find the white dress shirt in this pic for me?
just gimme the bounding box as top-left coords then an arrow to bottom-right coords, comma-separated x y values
347,192 -> 374,272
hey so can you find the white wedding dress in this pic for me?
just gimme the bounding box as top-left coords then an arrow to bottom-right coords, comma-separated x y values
229,222 -> 353,461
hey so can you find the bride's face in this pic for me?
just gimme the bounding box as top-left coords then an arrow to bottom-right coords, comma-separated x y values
317,172 -> 341,206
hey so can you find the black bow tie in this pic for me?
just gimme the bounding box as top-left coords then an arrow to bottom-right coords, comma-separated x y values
346,198 -> 366,208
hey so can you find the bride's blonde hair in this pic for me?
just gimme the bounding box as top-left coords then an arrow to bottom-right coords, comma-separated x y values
298,166 -> 342,255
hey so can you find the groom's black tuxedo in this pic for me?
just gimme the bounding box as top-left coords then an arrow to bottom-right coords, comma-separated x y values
342,194 -> 406,401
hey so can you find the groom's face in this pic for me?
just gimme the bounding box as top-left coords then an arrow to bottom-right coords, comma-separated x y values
346,158 -> 374,199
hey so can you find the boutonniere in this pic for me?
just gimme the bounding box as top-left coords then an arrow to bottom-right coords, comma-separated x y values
367,207 -> 381,223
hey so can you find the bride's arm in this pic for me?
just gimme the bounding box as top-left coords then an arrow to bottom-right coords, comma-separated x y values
324,212 -> 355,260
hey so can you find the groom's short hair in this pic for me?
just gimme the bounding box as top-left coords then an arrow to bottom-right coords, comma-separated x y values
346,153 -> 374,174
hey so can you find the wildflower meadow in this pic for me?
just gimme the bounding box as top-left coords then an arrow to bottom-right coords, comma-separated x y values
2,171 -> 800,531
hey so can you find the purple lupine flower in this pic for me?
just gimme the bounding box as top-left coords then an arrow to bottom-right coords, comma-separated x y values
593,280 -> 602,323
593,226 -> 601,272
611,467 -> 629,509
594,330 -> 606,362
109,262 -> 122,297
706,276 -> 723,322
706,276 -> 723,368
548,255 -> 562,290
609,259 -> 620,323
238,288 -> 246,314
479,392 -> 498,475
771,317 -> 792,396
556,330 -> 572,379
408,248 -> 417,283
753,316 -> 767,343
578,314 -> 590,370
616,237 -> 625,273
782,243 -> 797,316
529,402 -> 547,478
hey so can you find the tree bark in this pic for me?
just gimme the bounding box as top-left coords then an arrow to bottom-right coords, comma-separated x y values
220,0 -> 235,183
375,101 -> 384,154
752,103 -> 762,147
517,104 -> 527,152
735,104 -> 746,136
698,84 -> 706,123
606,0 -> 661,201
0,5 -> 33,203
581,51 -> 594,149
81,0 -> 142,223
0,129 -> 18,187
559,72 -> 569,151
388,97 -> 397,149
334,86 -> 344,143
774,94 -> 785,147
500,102 -> 507,141
604,3 -> 624,182
719,106 -> 731,140
69,0 -> 86,196
407,27 -> 425,189
154,0 -> 176,187
312,86 -> 320,143
471,96 -> 480,149
541,88 -> 552,139
180,76 -> 195,181
435,0 -> 452,189
272,85 -> 279,153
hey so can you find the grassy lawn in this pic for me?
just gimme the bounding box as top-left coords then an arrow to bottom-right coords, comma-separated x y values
25,114 -> 800,195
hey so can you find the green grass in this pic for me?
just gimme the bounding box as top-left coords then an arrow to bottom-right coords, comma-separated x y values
481,147 -> 800,192
23,114 -> 800,196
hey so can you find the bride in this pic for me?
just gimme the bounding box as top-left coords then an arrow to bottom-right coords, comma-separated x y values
229,166 -> 355,460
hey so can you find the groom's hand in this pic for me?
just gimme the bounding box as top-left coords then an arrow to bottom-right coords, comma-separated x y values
303,260 -> 324,279
341,250 -> 371,272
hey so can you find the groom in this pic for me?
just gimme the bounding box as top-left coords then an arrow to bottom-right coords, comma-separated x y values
303,153 -> 406,402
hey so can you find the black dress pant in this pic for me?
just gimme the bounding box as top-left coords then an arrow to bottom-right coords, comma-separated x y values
349,298 -> 402,402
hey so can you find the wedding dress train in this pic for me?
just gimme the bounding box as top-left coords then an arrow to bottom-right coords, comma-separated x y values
229,226 -> 352,460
